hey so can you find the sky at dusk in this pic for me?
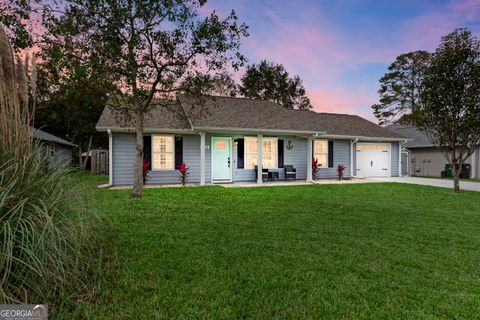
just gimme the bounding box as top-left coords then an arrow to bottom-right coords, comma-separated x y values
202,0 -> 480,121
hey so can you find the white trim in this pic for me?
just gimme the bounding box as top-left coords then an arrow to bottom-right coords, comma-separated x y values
350,138 -> 359,178
96,127 -> 194,134
307,136 -> 313,182
200,132 -> 206,186
321,134 -> 409,142
355,142 -> 392,178
151,134 -> 175,171
108,129 -> 113,186
210,136 -> 233,183
195,126 -> 325,136
257,134 -> 263,184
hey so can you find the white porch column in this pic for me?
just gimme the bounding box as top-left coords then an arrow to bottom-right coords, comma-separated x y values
108,129 -> 113,186
307,136 -> 313,182
257,134 -> 263,184
200,132 -> 206,186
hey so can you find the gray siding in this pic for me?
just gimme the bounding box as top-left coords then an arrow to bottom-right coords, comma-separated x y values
112,133 -> 203,186
111,132 -> 402,185
112,133 -> 135,185
38,142 -> 73,167
284,137 -> 308,180
401,152 -> 410,176
315,139 -> 351,179
391,141 -> 399,177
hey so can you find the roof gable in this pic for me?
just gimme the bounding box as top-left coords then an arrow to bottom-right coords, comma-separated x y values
387,124 -> 432,147
31,127 -> 77,147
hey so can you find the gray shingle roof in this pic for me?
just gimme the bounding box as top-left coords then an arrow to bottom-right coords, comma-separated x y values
96,99 -> 191,131
96,95 -> 405,139
387,124 -> 432,148
31,127 -> 77,147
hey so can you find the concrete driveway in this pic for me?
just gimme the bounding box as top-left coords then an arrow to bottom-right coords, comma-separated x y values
368,177 -> 480,192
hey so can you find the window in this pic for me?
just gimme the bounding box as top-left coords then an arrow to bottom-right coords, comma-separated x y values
314,140 -> 328,167
356,144 -> 388,151
244,137 -> 278,169
152,135 -> 174,170
49,144 -> 56,158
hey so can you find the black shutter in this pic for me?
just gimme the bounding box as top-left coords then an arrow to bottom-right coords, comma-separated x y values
175,136 -> 183,169
278,139 -> 284,168
328,140 -> 334,168
143,136 -> 151,169
237,138 -> 244,169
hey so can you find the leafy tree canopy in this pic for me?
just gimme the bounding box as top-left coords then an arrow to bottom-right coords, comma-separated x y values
47,0 -> 248,196
371,51 -> 430,125
415,28 -> 480,192
239,60 -> 312,110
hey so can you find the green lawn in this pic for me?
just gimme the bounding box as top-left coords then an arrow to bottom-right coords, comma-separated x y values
72,175 -> 480,319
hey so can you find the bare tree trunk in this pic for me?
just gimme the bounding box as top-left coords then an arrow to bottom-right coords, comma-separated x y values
80,135 -> 93,169
451,159 -> 461,193
131,106 -> 144,198
79,145 -> 83,168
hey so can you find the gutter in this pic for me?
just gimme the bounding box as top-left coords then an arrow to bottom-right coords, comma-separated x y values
192,126 -> 326,136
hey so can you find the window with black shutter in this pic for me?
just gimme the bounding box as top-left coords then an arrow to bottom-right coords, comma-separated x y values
175,136 -> 183,169
278,139 -> 284,168
237,138 -> 244,169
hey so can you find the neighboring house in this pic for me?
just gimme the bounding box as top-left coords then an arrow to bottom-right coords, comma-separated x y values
31,127 -> 77,166
96,96 -> 407,186
387,124 -> 479,178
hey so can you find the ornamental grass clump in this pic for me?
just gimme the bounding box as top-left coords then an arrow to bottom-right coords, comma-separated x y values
0,23 -> 98,307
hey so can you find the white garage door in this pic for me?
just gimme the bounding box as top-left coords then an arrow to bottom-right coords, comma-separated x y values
356,143 -> 390,178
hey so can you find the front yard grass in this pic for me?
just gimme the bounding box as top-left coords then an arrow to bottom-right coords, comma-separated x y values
74,175 -> 480,319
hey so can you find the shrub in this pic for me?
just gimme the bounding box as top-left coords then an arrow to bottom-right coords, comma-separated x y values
143,159 -> 151,184
312,158 -> 319,180
178,162 -> 189,186
337,163 -> 346,181
0,23 -> 101,310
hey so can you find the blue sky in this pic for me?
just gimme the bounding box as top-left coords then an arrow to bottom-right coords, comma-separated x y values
203,0 -> 480,121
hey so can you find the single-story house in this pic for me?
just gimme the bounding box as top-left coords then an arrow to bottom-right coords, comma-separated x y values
387,124 -> 479,178
96,95 -> 407,186
31,127 -> 77,166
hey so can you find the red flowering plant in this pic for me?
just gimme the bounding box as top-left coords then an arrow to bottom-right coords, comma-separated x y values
143,160 -> 151,184
312,158 -> 320,180
178,162 -> 190,186
337,163 -> 346,181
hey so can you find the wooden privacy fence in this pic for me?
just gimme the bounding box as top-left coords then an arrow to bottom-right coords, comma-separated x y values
91,149 -> 109,175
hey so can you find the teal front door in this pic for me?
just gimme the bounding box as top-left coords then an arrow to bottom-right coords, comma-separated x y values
212,137 -> 231,181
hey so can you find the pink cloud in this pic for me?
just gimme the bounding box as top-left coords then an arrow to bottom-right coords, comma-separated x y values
308,87 -> 379,122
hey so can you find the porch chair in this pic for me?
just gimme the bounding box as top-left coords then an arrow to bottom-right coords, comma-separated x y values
254,165 -> 269,181
284,165 -> 296,180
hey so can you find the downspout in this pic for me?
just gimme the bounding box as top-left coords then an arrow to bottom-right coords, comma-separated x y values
399,139 -> 408,177
108,129 -> 113,187
350,137 -> 359,178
